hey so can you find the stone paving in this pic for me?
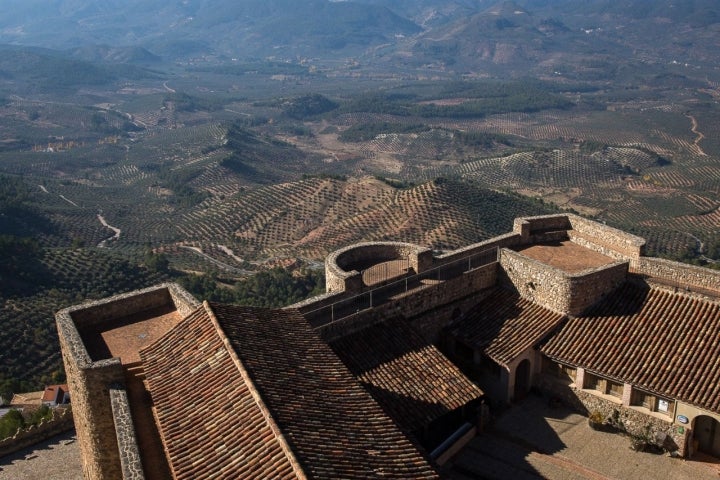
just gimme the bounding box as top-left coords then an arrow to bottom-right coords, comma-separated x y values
3,397 -> 719,480
0,430 -> 82,480
445,394 -> 720,480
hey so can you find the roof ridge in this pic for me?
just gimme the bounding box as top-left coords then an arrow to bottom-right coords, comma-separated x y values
202,301 -> 308,480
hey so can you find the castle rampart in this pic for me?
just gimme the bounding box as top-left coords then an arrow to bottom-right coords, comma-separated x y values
499,249 -> 628,316
635,257 -> 720,294
318,262 -> 498,342
56,283 -> 198,480
325,242 -> 433,293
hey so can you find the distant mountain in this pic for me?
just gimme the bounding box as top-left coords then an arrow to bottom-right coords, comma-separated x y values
67,45 -> 161,65
0,0 -> 422,60
0,44 -> 162,93
0,1 -> 717,74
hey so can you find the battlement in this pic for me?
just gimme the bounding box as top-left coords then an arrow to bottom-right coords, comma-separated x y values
56,283 -> 199,480
57,215 -> 720,478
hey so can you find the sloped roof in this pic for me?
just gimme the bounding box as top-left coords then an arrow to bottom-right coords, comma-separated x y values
141,302 -> 440,480
10,390 -> 44,406
542,282 -> 720,413
41,384 -> 68,403
449,288 -> 566,367
140,305 -> 298,480
213,303 -> 439,480
329,316 -> 484,433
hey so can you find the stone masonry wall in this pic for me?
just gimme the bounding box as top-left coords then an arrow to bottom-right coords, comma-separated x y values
636,257 -> 720,294
537,376 -> 684,455
500,249 -> 574,314
109,386 -> 144,480
68,283 -> 198,331
325,242 -> 433,293
68,288 -> 173,330
566,262 -> 628,314
319,263 -> 498,342
66,360 -> 124,479
55,283 -> 198,480
568,215 -> 646,262
57,308 -> 125,480
0,407 -> 74,459
499,249 -> 628,315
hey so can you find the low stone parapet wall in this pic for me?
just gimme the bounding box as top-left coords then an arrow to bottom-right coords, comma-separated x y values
635,257 -> 720,295
319,263 -> 498,342
110,386 -> 144,480
0,407 -> 74,459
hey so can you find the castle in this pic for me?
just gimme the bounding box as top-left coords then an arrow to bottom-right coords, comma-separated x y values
56,213 -> 720,479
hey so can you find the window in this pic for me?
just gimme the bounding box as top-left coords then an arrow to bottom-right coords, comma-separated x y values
584,372 -> 603,391
607,380 -> 623,398
632,389 -> 674,416
542,357 -> 576,383
583,373 -> 623,399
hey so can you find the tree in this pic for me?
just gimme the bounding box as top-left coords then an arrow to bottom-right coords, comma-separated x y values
0,409 -> 24,439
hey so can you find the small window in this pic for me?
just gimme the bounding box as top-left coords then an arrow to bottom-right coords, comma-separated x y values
632,389 -> 674,416
607,380 -> 623,398
584,372 -> 603,391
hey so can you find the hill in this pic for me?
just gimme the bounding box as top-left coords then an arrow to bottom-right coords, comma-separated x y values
1,0 -> 717,72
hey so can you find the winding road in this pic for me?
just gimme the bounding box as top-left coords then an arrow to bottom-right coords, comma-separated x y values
97,214 -> 121,247
685,113 -> 707,156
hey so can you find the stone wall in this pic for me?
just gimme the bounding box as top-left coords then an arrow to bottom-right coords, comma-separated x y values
510,213 -> 646,262
566,262 -> 628,314
500,249 -> 570,314
62,357 -> 124,479
567,215 -> 646,262
513,215 -> 572,244
636,257 -> 720,294
68,283 -> 198,330
436,233 -> 519,264
536,375 -> 685,455
0,407 -> 74,458
318,263 -> 498,342
109,386 -> 144,480
57,306 -> 125,480
55,283 -> 198,480
325,242 -> 433,293
499,249 -> 628,315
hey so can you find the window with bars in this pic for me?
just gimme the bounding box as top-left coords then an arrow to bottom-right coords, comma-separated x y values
632,389 -> 674,416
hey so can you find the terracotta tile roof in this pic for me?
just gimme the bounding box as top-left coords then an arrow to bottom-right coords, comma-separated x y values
448,289 -> 566,367
41,384 -> 68,403
140,306 -> 298,480
542,282 -> 720,413
211,303 -> 440,480
141,302 -> 440,480
329,317 -> 484,433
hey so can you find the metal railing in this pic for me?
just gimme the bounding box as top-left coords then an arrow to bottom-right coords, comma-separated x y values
305,247 -> 498,328
360,258 -> 413,287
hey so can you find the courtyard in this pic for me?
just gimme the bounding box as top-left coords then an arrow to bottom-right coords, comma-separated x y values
445,394 -> 720,479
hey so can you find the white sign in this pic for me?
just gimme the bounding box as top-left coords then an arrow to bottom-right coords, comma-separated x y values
658,399 -> 669,412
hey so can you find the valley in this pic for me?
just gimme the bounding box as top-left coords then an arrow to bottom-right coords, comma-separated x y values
0,0 -> 719,397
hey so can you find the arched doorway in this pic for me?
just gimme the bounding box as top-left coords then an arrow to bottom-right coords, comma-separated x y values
514,359 -> 531,401
694,415 -> 720,457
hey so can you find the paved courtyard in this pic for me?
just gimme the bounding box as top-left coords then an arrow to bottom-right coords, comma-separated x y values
0,430 -> 82,480
3,400 -> 720,479
445,395 -> 720,479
